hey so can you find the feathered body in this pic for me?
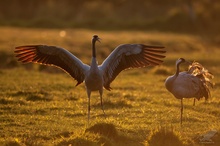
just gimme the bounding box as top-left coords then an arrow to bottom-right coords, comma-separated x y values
165,58 -> 213,101
165,58 -> 214,124
166,72 -> 208,99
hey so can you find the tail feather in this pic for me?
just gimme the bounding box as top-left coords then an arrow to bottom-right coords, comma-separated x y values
188,61 -> 214,100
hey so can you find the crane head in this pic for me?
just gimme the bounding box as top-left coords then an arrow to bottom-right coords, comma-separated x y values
177,58 -> 185,63
92,35 -> 101,43
176,58 -> 191,66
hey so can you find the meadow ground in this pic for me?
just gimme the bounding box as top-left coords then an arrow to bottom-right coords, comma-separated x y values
0,27 -> 220,146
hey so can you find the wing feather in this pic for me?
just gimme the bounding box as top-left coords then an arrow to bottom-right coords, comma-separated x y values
15,45 -> 89,86
99,44 -> 166,90
188,61 -> 214,99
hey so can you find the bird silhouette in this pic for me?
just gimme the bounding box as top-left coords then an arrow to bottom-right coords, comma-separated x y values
165,58 -> 214,125
15,35 -> 166,124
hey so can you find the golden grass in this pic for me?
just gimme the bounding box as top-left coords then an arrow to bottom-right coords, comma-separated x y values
0,27 -> 220,146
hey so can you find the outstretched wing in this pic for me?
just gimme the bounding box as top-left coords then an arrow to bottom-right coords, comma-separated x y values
14,45 -> 90,86
99,44 -> 166,90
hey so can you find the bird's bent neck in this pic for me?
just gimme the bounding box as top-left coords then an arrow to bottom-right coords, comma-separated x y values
175,62 -> 181,77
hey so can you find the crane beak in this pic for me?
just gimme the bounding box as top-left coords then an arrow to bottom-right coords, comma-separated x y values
186,60 -> 192,64
97,37 -> 101,43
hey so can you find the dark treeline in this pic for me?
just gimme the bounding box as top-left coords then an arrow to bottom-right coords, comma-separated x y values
0,0 -> 175,19
0,0 -> 219,33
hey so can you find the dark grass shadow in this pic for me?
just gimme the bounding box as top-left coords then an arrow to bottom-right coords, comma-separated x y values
85,122 -> 144,146
0,98 -> 26,105
4,141 -> 21,146
85,123 -> 118,140
146,126 -> 184,146
56,137 -> 99,146
93,100 -> 133,110
54,131 -> 74,138
11,90 -> 53,102
26,94 -> 53,101
56,124 -> 115,146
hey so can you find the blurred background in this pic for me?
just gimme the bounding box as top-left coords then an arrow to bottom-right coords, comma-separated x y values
0,0 -> 220,70
0,0 -> 220,34
1,1 -> 220,145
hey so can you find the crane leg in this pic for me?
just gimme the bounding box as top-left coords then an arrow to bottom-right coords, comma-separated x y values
193,98 -> 196,106
99,89 -> 106,117
87,90 -> 91,126
180,99 -> 183,125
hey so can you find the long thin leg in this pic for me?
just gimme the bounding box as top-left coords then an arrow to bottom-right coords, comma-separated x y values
99,89 -> 106,117
193,98 -> 196,106
180,98 -> 183,125
87,90 -> 91,126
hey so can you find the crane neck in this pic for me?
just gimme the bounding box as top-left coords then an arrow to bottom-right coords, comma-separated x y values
92,40 -> 96,58
175,62 -> 181,77
90,39 -> 98,70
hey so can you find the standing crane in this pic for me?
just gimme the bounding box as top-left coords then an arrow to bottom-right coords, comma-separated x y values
15,35 -> 166,124
165,58 -> 214,125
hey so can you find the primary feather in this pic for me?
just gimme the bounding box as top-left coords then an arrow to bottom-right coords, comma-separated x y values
100,44 -> 166,90
188,61 -> 214,100
15,45 -> 89,86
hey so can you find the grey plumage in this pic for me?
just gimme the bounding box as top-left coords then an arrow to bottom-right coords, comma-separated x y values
165,58 -> 214,125
15,35 -> 166,124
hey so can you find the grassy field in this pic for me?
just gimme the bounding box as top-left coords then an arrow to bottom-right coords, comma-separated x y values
0,27 -> 220,146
